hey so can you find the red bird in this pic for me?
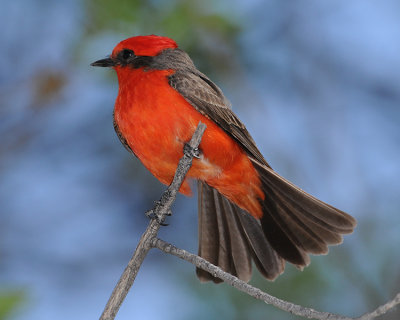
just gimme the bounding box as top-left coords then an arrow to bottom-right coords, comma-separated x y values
91,35 -> 356,283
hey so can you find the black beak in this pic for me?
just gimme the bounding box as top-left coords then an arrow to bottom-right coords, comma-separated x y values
90,57 -> 116,67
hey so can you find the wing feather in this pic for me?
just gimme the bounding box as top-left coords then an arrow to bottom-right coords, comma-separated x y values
169,70 -> 269,166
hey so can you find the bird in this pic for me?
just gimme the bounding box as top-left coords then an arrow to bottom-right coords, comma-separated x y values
91,35 -> 356,283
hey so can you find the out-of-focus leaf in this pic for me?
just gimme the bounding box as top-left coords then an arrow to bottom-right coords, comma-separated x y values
82,0 -> 241,76
0,291 -> 24,320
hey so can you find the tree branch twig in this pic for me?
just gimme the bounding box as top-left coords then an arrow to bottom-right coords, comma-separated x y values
355,293 -> 400,320
152,238 -> 348,320
151,238 -> 399,320
99,122 -> 207,320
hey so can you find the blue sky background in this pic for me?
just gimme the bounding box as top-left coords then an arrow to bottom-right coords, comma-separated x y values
1,1 -> 399,319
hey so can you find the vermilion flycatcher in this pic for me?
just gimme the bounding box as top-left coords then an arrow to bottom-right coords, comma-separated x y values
91,35 -> 356,283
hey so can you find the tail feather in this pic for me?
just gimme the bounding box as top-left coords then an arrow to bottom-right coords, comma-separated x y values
197,181 -> 222,283
263,182 -> 329,254
233,206 -> 284,279
252,159 -> 356,267
197,181 -> 251,282
197,181 -> 284,282
252,160 -> 356,233
211,186 -> 234,276
219,196 -> 253,281
261,190 -> 311,266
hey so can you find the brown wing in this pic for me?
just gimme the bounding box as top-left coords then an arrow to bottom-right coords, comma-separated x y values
168,70 -> 270,167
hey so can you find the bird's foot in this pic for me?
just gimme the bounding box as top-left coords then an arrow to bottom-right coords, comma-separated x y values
145,201 -> 172,226
184,143 -> 201,159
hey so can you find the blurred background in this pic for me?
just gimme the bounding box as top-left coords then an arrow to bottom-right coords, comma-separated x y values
1,0 -> 399,319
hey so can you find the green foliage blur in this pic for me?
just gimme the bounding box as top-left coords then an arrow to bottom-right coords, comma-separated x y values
84,0 -> 241,75
0,291 -> 24,320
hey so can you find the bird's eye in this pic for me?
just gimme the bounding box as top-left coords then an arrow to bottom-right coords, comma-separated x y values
121,49 -> 134,60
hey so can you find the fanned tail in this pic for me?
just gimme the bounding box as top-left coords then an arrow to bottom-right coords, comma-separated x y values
196,161 -> 356,282
251,159 -> 357,267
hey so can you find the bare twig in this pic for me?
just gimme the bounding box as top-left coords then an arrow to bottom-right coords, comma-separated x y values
151,238 -> 351,320
152,238 -> 400,320
98,220 -> 159,320
99,122 -> 207,320
355,293 -> 400,320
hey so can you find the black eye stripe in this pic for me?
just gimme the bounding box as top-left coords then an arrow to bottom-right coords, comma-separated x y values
116,49 -> 156,69
120,49 -> 134,60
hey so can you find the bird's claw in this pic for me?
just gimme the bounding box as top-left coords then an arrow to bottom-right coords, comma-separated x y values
184,143 -> 201,159
145,201 -> 172,226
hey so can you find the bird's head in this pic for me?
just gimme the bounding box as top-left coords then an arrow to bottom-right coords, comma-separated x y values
90,35 -> 178,69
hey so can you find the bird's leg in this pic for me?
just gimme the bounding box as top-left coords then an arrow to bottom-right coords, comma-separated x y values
145,204 -> 172,226
146,142 -> 201,225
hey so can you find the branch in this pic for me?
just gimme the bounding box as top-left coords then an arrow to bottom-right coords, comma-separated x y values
152,238 -> 400,320
151,238 -> 350,320
355,293 -> 400,320
99,122 -> 207,320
